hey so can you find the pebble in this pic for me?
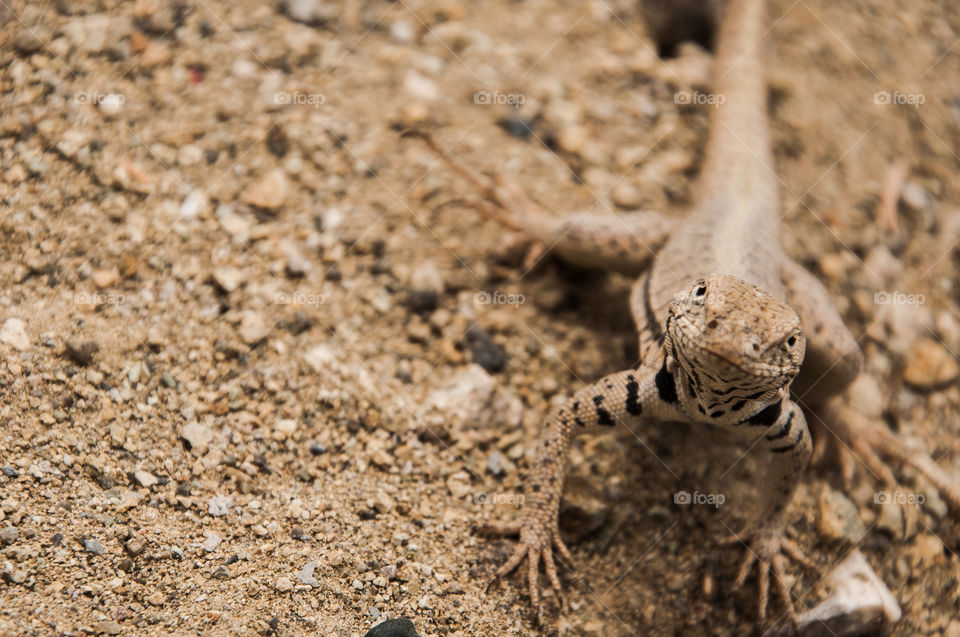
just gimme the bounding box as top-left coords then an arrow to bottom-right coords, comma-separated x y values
238,310 -> 270,345
274,419 -> 298,439
426,364 -> 522,431
611,182 -> 644,209
212,266 -> 243,293
364,618 -> 420,637
296,561 -> 320,587
403,71 -> 440,102
280,0 -> 336,26
83,538 -> 106,555
178,189 -> 208,220
14,30 -> 44,55
124,538 -> 145,556
242,168 -> 289,211
817,489 -> 865,543
0,527 -> 18,544
208,496 -> 233,517
177,144 -> 204,166
180,421 -> 214,455
464,326 -> 506,374
876,500 -> 903,538
902,338 -> 959,390
406,262 -> 443,313
92,268 -> 121,288
900,181 -> 931,213
0,318 -> 30,351
134,471 -> 158,488
202,532 -> 222,553
93,620 -> 123,635
64,340 -> 100,366
486,449 -> 507,476
2,466 -> 19,478
783,549 -> 900,636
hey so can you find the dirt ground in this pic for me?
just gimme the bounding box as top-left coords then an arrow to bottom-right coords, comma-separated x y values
2,0 -> 960,635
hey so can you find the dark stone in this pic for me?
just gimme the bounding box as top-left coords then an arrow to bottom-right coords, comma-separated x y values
364,618 -> 420,637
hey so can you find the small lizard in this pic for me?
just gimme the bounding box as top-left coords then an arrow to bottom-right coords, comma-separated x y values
406,0 -> 960,625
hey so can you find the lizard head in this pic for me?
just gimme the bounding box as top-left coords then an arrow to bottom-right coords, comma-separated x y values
665,274 -> 805,395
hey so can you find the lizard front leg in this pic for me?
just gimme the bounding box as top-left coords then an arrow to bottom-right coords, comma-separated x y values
724,396 -> 816,624
480,356 -> 683,614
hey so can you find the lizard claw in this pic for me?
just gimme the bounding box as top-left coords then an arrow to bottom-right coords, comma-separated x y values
478,516 -> 570,613
723,520 -> 818,625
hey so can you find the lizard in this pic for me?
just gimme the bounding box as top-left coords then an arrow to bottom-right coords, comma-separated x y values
405,0 -> 960,626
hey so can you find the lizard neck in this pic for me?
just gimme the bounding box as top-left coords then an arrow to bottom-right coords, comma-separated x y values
694,0 -> 777,221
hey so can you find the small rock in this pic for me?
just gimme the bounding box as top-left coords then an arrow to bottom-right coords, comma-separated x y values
406,262 -> 443,313
178,189 -> 208,220
65,340 -> 99,366
238,310 -> 269,345
0,528 -> 18,544
14,30 -> 44,55
134,471 -> 158,488
486,449 -> 507,476
177,144 -> 204,166
274,418 -> 298,438
0,318 -> 30,351
403,71 -> 440,102
611,182 -> 644,209
91,268 -> 121,288
202,532 -> 222,553
124,538 -> 145,556
145,591 -> 164,606
900,181 -> 931,213
93,620 -> 123,635
2,466 -> 19,478
364,617 -> 420,637
390,20 -> 415,43
211,266 -> 243,293
876,500 -> 903,538
296,561 -> 320,587
208,496 -> 233,517
426,364 -> 522,430
902,338 -> 959,390
242,168 -> 289,211
280,0 -> 336,26
83,538 -> 106,555
782,549 -> 900,637
180,421 -> 214,455
464,326 -> 506,373
817,489 -> 866,543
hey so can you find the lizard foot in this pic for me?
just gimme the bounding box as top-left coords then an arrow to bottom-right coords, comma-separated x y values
478,515 -> 574,614
814,401 -> 960,514
722,518 -> 818,625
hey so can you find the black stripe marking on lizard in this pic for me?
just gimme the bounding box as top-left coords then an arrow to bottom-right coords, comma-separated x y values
625,375 -> 642,415
766,411 -> 795,440
742,400 -> 782,427
593,395 -> 614,426
655,358 -> 679,404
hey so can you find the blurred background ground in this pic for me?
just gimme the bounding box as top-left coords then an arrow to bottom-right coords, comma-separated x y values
1,0 -> 960,635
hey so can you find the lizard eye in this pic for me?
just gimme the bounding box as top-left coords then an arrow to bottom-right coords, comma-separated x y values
694,285 -> 706,298
786,336 -> 797,347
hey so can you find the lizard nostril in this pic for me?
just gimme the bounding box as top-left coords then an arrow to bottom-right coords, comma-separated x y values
707,319 -> 718,329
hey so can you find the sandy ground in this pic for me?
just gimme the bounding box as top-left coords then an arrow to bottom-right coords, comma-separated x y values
1,0 -> 960,635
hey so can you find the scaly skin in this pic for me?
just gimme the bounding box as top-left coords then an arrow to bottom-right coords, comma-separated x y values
406,0 -> 960,627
